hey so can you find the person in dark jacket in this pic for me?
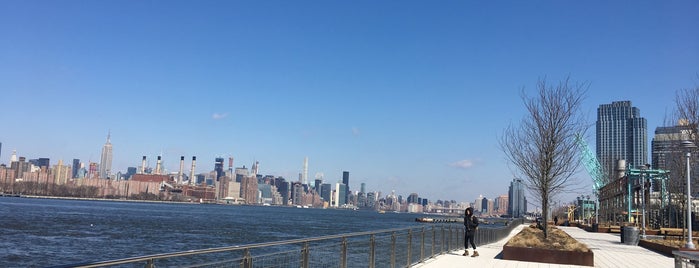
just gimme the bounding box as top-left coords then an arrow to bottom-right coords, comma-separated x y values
462,207 -> 479,257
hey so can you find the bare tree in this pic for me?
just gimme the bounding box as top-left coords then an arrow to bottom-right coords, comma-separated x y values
673,85 -> 699,238
500,77 -> 588,239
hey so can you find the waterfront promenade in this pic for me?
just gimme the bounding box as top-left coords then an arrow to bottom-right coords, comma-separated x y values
414,225 -> 673,268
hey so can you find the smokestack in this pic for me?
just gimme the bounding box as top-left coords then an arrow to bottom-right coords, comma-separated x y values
189,156 -> 197,186
155,156 -> 162,175
178,156 -> 185,184
141,156 -> 146,174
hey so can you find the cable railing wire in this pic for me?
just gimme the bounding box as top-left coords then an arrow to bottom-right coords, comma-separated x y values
50,219 -> 526,268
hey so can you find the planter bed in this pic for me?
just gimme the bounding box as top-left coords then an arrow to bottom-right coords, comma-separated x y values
503,244 -> 594,266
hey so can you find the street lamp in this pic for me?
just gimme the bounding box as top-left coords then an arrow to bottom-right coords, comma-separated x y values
586,195 -> 590,224
640,164 -> 649,240
683,140 -> 697,249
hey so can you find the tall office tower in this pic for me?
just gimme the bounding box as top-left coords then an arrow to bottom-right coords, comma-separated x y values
10,150 -> 17,162
474,195 -> 484,212
274,177 -> 290,205
314,179 -> 322,191
496,194 -> 509,215
508,178 -> 527,218
334,183 -> 347,207
481,197 -> 489,214
241,175 -> 259,204
235,166 -> 249,183
31,158 -> 50,169
214,157 -> 224,181
302,157 -> 308,184
597,101 -> 648,175
342,171 -> 350,204
651,122 -> 699,194
407,193 -> 419,204
251,161 -> 260,176
72,159 -> 80,178
99,132 -> 113,179
320,183 -> 332,204
360,182 -> 366,194
292,182 -> 304,205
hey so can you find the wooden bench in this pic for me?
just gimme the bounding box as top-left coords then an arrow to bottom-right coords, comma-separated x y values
660,228 -> 684,237
609,227 -> 621,233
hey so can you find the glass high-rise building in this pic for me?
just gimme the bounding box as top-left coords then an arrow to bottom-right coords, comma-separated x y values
508,178 -> 526,218
596,101 -> 647,174
214,157 -> 224,181
72,159 -> 80,178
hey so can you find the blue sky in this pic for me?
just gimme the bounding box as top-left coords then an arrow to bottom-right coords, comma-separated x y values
1,1 -> 697,205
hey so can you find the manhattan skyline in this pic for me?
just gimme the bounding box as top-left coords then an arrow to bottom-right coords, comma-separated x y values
1,1 -> 698,202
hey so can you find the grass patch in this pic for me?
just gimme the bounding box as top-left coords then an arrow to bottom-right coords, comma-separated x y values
645,238 -> 699,248
506,225 -> 590,252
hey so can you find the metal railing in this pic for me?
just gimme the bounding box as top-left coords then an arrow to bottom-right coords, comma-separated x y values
52,221 -> 523,268
674,250 -> 699,268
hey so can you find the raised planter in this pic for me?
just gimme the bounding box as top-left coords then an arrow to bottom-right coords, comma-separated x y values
503,244 -> 594,266
639,240 -> 676,257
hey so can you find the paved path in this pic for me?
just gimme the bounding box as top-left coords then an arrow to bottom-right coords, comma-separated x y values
413,225 -> 673,268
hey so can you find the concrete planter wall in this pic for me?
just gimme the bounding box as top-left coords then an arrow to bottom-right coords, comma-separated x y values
503,244 -> 594,266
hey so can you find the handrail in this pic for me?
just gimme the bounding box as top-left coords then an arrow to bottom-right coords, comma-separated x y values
51,220 -> 525,268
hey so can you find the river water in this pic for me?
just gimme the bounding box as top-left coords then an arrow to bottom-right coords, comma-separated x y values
0,197 -> 444,267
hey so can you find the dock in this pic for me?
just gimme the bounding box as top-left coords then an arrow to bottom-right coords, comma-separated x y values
413,225 -> 673,268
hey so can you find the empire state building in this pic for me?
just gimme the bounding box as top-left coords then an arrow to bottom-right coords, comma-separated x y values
99,132 -> 113,179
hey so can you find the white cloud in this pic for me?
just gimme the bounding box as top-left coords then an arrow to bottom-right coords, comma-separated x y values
212,112 -> 229,120
352,127 -> 361,136
449,159 -> 475,169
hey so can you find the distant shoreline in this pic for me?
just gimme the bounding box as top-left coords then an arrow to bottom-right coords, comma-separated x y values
2,194 -> 203,205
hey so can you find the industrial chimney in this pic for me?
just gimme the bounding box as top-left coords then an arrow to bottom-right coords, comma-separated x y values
140,156 -> 146,174
189,156 -> 197,186
178,156 -> 185,184
155,156 -> 162,175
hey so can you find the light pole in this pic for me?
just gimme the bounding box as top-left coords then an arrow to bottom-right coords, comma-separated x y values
683,140 -> 696,249
586,195 -> 590,224
640,164 -> 648,239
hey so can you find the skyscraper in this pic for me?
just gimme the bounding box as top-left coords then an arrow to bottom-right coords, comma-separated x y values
214,157 -> 224,181
302,157 -> 308,185
597,101 -> 648,174
651,123 -> 699,194
342,171 -> 350,204
508,178 -> 527,218
72,159 -> 80,178
99,132 -> 113,179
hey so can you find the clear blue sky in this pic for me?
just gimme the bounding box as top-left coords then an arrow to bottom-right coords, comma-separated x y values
1,1 -> 697,205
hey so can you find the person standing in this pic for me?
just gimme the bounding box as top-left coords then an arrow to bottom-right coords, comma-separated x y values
462,207 -> 479,257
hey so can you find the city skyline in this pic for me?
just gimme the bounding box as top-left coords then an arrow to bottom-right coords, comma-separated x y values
1,1 -> 697,203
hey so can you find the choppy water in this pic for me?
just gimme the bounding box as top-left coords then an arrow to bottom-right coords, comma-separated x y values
0,197 -> 434,267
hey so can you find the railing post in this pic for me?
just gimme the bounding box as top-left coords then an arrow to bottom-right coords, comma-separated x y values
420,227 -> 425,263
407,229 -> 412,266
391,232 -> 396,268
144,259 -> 154,268
440,226 -> 445,254
431,226 -> 436,258
301,241 -> 309,268
340,237 -> 347,268
369,234 -> 376,268
240,249 -> 252,268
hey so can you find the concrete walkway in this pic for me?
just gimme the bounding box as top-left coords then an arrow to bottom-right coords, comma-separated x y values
413,225 -> 674,268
